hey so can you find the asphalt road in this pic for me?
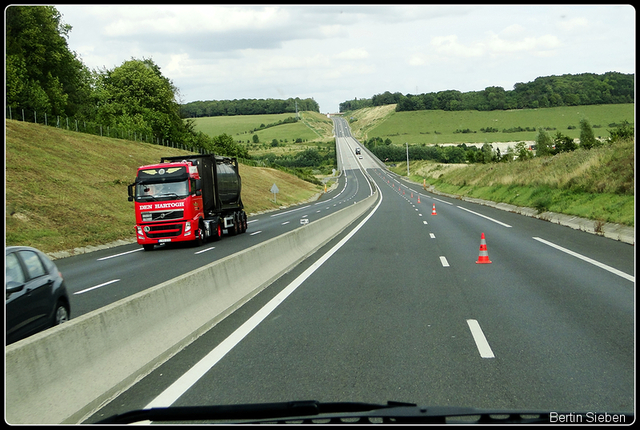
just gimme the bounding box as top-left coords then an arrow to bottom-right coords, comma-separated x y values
86,117 -> 634,422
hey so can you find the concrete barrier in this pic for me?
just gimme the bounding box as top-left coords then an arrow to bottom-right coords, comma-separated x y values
6,192 -> 378,424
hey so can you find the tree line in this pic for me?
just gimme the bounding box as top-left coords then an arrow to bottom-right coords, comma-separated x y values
339,72 -> 634,113
180,97 -> 320,118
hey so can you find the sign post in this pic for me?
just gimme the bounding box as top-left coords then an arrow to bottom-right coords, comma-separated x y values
270,183 -> 279,204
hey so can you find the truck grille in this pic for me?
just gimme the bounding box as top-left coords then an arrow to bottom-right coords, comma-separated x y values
145,223 -> 183,238
141,210 -> 184,222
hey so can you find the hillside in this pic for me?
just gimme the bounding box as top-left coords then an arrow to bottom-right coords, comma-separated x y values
340,104 -> 635,227
192,110 -> 335,157
346,103 -> 634,146
5,120 -> 323,254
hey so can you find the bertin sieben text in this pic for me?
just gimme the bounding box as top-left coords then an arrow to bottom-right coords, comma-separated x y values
550,411 -> 627,423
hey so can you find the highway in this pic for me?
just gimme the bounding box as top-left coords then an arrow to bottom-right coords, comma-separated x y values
83,116 -> 634,422
55,127 -> 374,318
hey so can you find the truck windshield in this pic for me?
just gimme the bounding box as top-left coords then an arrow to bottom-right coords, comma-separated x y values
136,181 -> 189,201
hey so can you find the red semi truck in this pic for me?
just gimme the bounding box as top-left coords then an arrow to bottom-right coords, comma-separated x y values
128,154 -> 247,251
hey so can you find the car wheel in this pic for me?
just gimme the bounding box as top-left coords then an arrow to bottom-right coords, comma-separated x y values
54,302 -> 70,326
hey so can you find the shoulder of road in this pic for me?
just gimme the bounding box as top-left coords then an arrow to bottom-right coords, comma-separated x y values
412,179 -> 634,245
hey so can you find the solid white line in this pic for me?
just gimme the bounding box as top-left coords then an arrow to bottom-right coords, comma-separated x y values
433,197 -> 453,205
532,237 -> 634,282
439,256 -> 450,267
467,319 -> 495,358
145,186 -> 383,410
74,279 -> 120,295
250,231 -> 262,236
97,248 -> 144,261
194,247 -> 215,255
457,206 -> 512,227
247,219 -> 258,224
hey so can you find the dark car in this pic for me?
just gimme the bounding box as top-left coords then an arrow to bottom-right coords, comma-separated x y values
5,246 -> 71,344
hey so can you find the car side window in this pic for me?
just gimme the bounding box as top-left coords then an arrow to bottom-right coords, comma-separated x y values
18,251 -> 47,280
6,253 -> 26,284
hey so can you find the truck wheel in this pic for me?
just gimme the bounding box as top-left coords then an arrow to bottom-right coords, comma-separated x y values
212,222 -> 222,241
194,221 -> 205,247
241,214 -> 248,233
143,244 -> 155,251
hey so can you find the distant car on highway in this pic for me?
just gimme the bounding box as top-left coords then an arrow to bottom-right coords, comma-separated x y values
355,147 -> 361,155
5,246 -> 71,344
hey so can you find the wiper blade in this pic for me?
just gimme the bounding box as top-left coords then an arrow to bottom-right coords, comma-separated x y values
95,400 -> 634,424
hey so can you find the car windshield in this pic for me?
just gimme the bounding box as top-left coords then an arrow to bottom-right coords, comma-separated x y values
4,4 -> 634,427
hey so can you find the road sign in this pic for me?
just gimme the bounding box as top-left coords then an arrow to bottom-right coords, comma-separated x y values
270,183 -> 279,203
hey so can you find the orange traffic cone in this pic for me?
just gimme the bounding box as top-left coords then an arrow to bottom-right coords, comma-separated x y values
476,233 -> 492,264
417,196 -> 421,203
431,204 -> 437,215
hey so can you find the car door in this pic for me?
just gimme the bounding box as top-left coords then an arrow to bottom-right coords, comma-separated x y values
6,251 -> 31,343
6,250 -> 55,342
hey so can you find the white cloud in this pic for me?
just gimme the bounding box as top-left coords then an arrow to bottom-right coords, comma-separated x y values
335,48 -> 369,60
431,35 -> 484,58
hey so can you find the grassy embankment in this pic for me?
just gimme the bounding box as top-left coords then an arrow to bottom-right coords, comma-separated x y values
346,104 -> 634,227
5,119 -> 323,254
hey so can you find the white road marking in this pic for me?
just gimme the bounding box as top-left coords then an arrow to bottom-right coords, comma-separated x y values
194,247 -> 215,255
532,237 -> 634,282
433,197 -> 453,205
423,220 -> 428,225
457,206 -> 512,227
74,279 -> 120,295
269,205 -> 311,217
467,319 -> 495,358
430,233 -> 436,239
439,256 -> 450,267
250,231 -> 262,236
281,221 -> 290,225
97,248 -> 144,261
144,177 -> 384,409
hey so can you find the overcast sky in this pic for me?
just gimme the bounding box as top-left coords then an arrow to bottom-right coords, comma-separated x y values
54,4 -> 635,113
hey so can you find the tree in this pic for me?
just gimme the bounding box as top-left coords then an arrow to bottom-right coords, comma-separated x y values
6,5 -> 92,116
579,118 -> 597,150
94,58 -> 185,141
514,142 -> 532,161
553,132 -> 578,153
535,128 -> 554,156
608,120 -> 634,143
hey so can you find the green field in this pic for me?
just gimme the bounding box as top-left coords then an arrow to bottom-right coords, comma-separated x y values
192,111 -> 334,145
353,103 -> 634,145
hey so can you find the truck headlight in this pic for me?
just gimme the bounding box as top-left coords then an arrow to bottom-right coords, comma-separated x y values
184,221 -> 192,236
